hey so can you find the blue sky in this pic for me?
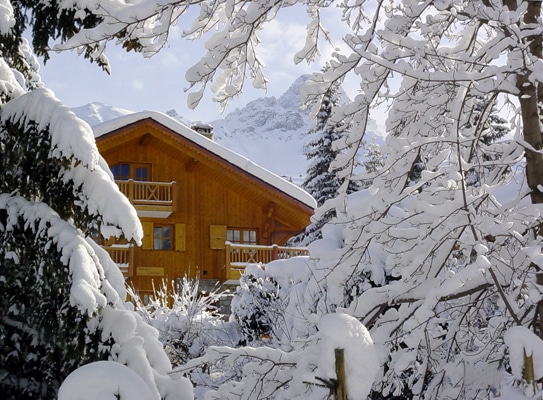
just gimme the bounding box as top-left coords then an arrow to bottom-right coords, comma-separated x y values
38,8 -> 348,123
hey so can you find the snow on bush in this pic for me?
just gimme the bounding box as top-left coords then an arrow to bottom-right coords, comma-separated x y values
231,264 -> 289,344
178,312 -> 378,400
130,277 -> 241,368
505,326 -> 543,382
313,313 -> 379,399
58,361 -> 159,400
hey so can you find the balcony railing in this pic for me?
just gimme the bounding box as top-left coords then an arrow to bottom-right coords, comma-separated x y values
116,179 -> 176,218
103,242 -> 308,282
116,180 -> 176,209
102,245 -> 134,278
225,242 -> 308,280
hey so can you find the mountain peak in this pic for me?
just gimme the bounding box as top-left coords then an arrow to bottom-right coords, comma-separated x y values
277,74 -> 311,109
71,102 -> 134,126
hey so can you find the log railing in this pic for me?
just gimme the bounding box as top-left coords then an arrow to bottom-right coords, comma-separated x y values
225,242 -> 308,280
102,245 -> 134,278
116,180 -> 175,208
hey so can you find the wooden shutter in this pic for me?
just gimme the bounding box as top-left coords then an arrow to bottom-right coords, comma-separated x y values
142,221 -> 153,250
175,223 -> 186,251
210,225 -> 227,249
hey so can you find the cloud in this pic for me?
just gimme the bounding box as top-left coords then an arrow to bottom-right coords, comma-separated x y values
131,79 -> 144,90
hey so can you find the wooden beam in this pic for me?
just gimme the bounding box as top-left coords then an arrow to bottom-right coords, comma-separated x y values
262,202 -> 276,243
185,158 -> 198,172
138,132 -> 153,146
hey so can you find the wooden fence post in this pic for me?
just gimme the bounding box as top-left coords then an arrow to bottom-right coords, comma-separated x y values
127,179 -> 134,203
128,245 -> 135,278
272,244 -> 278,261
225,243 -> 232,279
524,350 -> 537,394
335,348 -> 347,400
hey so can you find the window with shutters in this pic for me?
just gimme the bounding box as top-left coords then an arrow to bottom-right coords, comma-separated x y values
227,228 -> 258,245
142,222 -> 185,251
153,224 -> 173,250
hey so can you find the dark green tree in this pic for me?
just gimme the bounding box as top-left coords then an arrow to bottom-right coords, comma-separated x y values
291,85 -> 356,246
0,2 -> 190,399
0,116 -> 107,398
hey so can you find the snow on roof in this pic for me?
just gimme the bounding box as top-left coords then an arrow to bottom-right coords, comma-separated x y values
93,111 -> 316,209
190,121 -> 213,130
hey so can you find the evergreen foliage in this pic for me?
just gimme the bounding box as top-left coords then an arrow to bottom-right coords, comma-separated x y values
292,85 -> 355,246
8,0 -> 106,74
0,118 -> 108,398
303,89 -> 342,207
0,2 -> 192,398
0,206 -> 106,398
230,266 -> 286,344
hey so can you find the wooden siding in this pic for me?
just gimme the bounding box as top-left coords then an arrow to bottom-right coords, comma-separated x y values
96,118 -> 314,293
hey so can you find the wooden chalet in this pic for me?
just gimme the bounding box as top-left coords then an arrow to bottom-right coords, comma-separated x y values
94,111 -> 315,300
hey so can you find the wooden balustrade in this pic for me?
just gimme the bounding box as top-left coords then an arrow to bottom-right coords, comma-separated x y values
102,245 -> 134,278
103,241 -> 306,282
225,242 -> 308,280
116,180 -> 175,207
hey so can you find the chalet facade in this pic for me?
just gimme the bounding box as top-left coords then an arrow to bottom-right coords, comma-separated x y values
94,112 -> 315,299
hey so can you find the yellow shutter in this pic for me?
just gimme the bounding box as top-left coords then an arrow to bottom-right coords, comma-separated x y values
210,225 -> 227,249
142,222 -> 153,250
175,223 -> 186,251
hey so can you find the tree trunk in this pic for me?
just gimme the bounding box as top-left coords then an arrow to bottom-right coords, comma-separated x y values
515,1 -> 543,206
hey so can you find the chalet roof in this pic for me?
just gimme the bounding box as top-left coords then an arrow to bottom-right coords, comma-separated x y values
93,111 -> 316,209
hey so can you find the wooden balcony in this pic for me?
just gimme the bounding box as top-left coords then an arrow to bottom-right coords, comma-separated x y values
116,180 -> 176,217
103,242 -> 308,282
102,245 -> 134,278
225,242 -> 309,280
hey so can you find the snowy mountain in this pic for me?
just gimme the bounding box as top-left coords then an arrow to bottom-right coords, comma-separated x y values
71,102 -> 135,126
209,74 -> 313,185
73,75 -> 382,186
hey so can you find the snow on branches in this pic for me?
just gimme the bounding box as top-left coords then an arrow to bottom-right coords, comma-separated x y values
0,44 -> 187,397
4,0 -> 543,398
178,313 -> 378,400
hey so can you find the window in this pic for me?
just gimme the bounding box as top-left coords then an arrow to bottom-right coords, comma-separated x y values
142,292 -> 154,305
111,163 -> 150,181
142,222 -> 185,251
135,166 -> 149,181
154,225 -> 173,250
227,228 -> 257,245
111,163 -> 130,180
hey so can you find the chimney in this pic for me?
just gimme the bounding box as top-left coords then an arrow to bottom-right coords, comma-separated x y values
191,122 -> 214,141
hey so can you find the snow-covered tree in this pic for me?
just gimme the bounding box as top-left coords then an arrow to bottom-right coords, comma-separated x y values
290,85 -> 347,245
361,140 -> 385,189
40,0 -> 543,398
179,313 -> 379,400
464,96 -> 511,187
230,264 -> 290,344
0,2 -> 192,399
303,87 -> 343,204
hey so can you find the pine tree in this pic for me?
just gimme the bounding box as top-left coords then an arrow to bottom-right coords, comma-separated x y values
0,3 -> 191,399
0,114 -> 107,398
291,86 -> 352,246
361,140 -> 385,189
